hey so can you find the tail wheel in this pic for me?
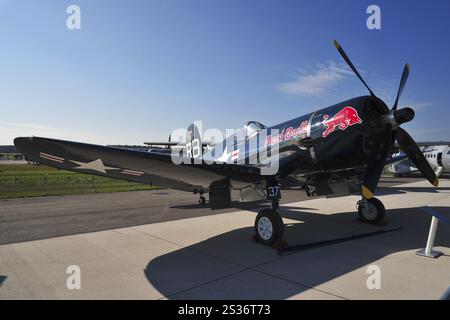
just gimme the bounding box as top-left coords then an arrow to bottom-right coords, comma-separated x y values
254,209 -> 284,246
358,197 -> 386,224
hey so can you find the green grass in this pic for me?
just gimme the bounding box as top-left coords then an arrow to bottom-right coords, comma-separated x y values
0,164 -> 158,199
0,164 -> 59,173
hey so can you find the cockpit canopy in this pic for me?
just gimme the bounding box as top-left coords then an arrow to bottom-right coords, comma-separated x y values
243,121 -> 268,138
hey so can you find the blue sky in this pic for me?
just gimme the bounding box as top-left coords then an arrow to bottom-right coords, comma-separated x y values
1,0 -> 450,145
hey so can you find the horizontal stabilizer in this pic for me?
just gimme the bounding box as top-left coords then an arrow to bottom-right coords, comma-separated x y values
143,142 -> 183,146
143,141 -> 212,147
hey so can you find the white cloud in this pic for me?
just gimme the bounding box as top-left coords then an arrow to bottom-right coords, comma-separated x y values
277,61 -> 353,96
401,101 -> 435,112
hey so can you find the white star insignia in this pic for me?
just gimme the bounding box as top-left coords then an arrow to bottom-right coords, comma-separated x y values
216,151 -> 231,163
70,159 -> 120,174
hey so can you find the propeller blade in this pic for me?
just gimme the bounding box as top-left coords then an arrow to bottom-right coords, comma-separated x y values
334,40 -> 375,97
396,127 -> 439,186
362,157 -> 387,199
392,64 -> 410,111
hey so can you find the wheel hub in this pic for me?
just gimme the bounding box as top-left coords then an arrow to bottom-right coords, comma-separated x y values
362,201 -> 378,221
257,217 -> 273,240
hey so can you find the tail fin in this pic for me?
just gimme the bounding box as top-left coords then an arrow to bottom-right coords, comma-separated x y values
185,122 -> 203,161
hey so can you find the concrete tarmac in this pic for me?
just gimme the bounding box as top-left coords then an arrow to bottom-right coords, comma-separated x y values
0,177 -> 423,245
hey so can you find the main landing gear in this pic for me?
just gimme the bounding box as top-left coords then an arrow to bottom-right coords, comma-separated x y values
254,179 -> 285,246
255,209 -> 284,246
194,189 -> 207,205
253,180 -> 387,247
357,197 -> 386,224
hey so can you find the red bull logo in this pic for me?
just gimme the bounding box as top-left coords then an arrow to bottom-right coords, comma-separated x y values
322,106 -> 362,138
265,121 -> 309,146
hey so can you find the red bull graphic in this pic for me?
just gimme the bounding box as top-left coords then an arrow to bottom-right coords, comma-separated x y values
322,106 -> 362,138
265,121 -> 309,146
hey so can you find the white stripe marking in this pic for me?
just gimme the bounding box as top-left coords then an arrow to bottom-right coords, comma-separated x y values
40,153 -> 64,163
122,169 -> 144,176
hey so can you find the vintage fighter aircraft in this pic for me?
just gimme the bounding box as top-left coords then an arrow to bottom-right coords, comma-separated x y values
14,41 -> 438,246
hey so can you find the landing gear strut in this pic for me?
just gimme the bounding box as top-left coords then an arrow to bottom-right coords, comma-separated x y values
254,178 -> 285,246
357,197 -> 386,224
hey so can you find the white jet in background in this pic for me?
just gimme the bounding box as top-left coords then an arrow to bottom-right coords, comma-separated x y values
387,145 -> 450,177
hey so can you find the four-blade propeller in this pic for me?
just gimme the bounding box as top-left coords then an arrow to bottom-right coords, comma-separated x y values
333,40 -> 438,198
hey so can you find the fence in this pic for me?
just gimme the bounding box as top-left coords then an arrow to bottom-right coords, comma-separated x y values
0,172 -> 154,199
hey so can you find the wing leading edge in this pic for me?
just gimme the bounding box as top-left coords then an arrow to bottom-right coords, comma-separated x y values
14,137 -> 227,192
14,136 -> 266,192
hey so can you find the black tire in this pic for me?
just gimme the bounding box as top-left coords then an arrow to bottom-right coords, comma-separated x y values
199,196 -> 206,205
254,209 -> 284,246
358,197 -> 386,224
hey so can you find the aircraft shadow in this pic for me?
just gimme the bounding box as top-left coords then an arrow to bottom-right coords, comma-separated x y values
170,200 -> 317,213
144,206 -> 450,299
170,200 -> 266,210
377,187 -> 450,196
385,174 -> 450,180
0,276 -> 6,287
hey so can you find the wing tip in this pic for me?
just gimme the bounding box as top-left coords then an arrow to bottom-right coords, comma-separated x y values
13,136 -> 33,148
